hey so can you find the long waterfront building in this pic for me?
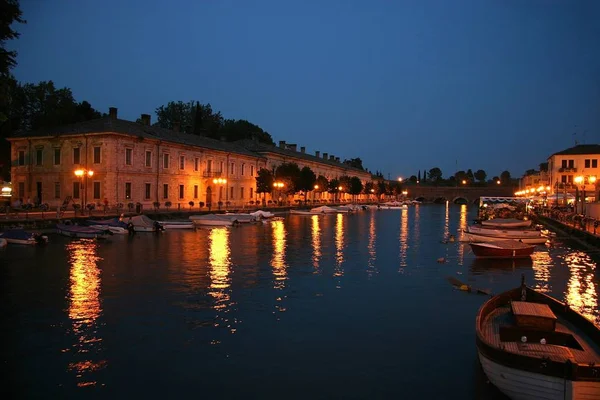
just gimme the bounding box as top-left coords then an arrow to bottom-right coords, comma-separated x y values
8,107 -> 372,209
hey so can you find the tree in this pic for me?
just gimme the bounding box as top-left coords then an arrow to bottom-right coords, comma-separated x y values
0,0 -> 25,75
343,157 -> 364,170
417,170 -> 421,182
454,170 -> 467,183
220,119 -> 274,145
474,169 -> 487,183
500,170 -> 512,185
428,167 -> 443,183
539,162 -> 548,172
297,166 -> 317,203
315,175 -> 328,194
492,176 -> 500,184
524,169 -> 537,176
328,178 -> 340,194
466,169 -> 474,181
348,176 -> 363,201
255,168 -> 273,205
408,175 -> 417,183
275,162 -> 301,195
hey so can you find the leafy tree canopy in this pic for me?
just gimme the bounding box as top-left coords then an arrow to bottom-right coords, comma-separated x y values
500,170 -> 512,185
428,167 -> 443,182
343,157 -> 364,170
255,168 -> 273,194
275,162 -> 301,194
297,166 -> 317,194
474,169 -> 487,182
0,0 -> 25,75
315,175 -> 328,192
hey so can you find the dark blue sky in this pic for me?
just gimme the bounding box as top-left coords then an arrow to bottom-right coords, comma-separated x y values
11,0 -> 600,180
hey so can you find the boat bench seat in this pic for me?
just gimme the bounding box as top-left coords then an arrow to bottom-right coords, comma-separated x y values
511,301 -> 557,332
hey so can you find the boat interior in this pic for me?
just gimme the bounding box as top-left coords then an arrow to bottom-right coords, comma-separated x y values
481,294 -> 600,366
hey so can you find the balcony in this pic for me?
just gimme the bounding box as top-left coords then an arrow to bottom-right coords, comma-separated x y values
558,167 -> 577,172
203,170 -> 223,178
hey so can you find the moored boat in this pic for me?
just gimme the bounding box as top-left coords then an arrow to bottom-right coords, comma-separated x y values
56,224 -> 113,239
467,224 -> 542,238
476,276 -> 600,399
0,229 -> 48,245
157,220 -> 194,229
469,240 -> 536,258
189,214 -> 239,226
249,210 -> 275,219
121,215 -> 162,232
310,205 -> 344,214
464,230 -> 548,245
85,218 -> 129,234
289,209 -> 322,216
223,212 -> 257,223
481,218 -> 532,228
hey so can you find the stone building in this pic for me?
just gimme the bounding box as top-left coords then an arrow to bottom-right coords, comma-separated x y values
8,107 -> 372,209
547,144 -> 600,203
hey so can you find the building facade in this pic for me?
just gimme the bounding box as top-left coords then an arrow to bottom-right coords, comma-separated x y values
8,108 -> 372,209
547,144 -> 600,203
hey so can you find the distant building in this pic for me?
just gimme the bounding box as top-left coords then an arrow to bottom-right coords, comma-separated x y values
7,107 -> 371,209
547,144 -> 600,204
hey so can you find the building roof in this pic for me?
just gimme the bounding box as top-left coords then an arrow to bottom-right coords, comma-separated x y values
550,144 -> 600,157
235,139 -> 370,176
9,116 -> 262,158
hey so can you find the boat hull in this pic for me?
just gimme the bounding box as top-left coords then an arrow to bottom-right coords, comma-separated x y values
158,221 -> 194,229
469,242 -> 535,258
478,352 -> 600,400
481,219 -> 532,228
88,224 -> 128,234
464,231 -> 547,244
467,225 -> 542,238
57,226 -> 109,239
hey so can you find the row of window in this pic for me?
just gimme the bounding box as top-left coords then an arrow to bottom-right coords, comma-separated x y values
14,182 -> 256,202
560,175 -> 597,184
560,159 -> 598,168
17,147 -> 257,176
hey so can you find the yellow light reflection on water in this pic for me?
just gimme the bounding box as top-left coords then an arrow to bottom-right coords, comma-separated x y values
531,250 -> 552,293
456,204 -> 468,263
311,215 -> 321,271
271,219 -> 287,289
334,213 -> 345,277
564,251 -> 598,325
66,239 -> 106,387
444,201 -> 450,241
399,207 -> 408,268
208,227 -> 231,306
367,213 -> 377,276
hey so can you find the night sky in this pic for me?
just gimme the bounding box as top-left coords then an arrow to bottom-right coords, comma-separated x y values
11,0 -> 600,180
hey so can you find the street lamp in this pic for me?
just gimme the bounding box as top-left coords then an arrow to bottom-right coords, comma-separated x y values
213,178 -> 227,209
338,186 -> 343,203
313,184 -> 319,204
273,181 -> 284,206
575,175 -> 597,215
462,180 -> 467,185
74,168 -> 94,213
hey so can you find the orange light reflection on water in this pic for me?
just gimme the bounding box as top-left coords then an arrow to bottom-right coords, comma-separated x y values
66,239 -> 106,387
399,208 -> 408,268
564,251 -> 598,325
367,213 -> 377,276
531,250 -> 552,293
334,213 -> 345,277
208,228 -> 231,307
271,219 -> 287,289
311,215 -> 321,272
456,205 -> 468,263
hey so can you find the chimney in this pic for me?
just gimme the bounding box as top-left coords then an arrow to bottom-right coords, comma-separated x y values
173,121 -> 180,132
315,151 -> 320,158
141,114 -> 151,126
279,140 -> 286,149
300,146 -> 305,153
323,152 -> 328,159
289,144 -> 297,151
109,107 -> 118,119
329,155 -> 335,161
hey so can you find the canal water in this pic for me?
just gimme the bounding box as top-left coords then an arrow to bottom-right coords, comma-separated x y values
1,205 -> 598,399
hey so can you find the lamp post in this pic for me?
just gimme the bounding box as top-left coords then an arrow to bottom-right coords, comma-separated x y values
313,184 -> 319,204
338,186 -> 343,203
213,178 -> 227,210
74,169 -> 94,214
575,175 -> 596,215
370,188 -> 375,203
273,181 -> 284,206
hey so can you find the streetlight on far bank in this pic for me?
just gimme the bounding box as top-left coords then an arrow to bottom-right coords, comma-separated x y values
213,178 -> 227,209
273,181 -> 284,206
74,168 -> 94,213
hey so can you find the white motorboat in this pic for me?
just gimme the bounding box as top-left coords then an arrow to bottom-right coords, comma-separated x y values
157,220 -> 194,229
223,212 -> 257,223
249,210 -> 275,219
189,214 -> 239,226
467,224 -> 542,238
0,229 -> 48,245
121,215 -> 162,232
56,224 -> 112,239
481,218 -> 532,228
310,205 -> 345,214
463,230 -> 548,245
290,209 -> 323,216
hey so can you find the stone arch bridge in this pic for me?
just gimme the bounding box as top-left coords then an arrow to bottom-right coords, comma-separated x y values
405,186 -> 515,204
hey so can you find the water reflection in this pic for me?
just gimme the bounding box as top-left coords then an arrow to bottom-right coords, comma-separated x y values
208,228 -> 231,307
469,257 -> 533,275
367,213 -> 377,276
399,207 -> 408,268
334,214 -> 345,278
443,201 -> 450,241
456,205 -> 468,263
311,215 -> 321,272
271,219 -> 287,289
531,250 -> 552,293
66,239 -> 106,387
564,251 -> 598,325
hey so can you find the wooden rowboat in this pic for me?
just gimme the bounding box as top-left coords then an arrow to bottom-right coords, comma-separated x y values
476,276 -> 600,399
481,218 -> 532,228
463,230 -> 548,245
469,240 -> 536,259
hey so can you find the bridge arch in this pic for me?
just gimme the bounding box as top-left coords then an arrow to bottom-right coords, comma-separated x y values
433,197 -> 447,204
453,197 -> 469,204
